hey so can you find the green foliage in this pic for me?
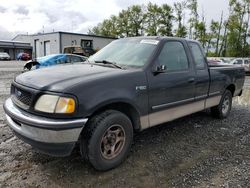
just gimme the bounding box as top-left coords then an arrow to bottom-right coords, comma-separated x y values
118,10 -> 130,37
207,51 -> 218,57
88,2 -> 174,37
128,5 -> 145,36
144,3 -> 174,36
226,0 -> 250,57
158,4 -> 174,36
145,3 -> 160,36
89,0 -> 250,57
187,0 -> 199,39
194,21 -> 207,47
174,1 -> 187,37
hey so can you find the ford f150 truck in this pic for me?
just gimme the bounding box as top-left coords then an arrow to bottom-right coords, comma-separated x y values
4,37 -> 245,171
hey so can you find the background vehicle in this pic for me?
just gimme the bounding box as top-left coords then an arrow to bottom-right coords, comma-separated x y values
63,46 -> 96,57
207,58 -> 230,66
0,52 -> 11,60
23,53 -> 87,70
4,37 -> 245,171
230,58 -> 250,73
17,52 -> 31,61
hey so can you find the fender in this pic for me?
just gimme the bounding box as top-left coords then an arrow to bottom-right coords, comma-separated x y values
86,98 -> 142,117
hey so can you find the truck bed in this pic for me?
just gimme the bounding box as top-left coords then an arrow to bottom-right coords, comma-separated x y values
208,65 -> 245,97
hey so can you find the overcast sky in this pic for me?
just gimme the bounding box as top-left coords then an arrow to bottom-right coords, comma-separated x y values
0,0 -> 229,40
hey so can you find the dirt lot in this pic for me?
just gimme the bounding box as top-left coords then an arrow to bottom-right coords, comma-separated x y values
0,61 -> 250,187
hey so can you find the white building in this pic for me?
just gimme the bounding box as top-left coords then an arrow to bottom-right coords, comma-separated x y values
13,31 -> 116,58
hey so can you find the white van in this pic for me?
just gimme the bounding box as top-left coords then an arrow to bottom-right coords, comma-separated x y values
231,58 -> 250,73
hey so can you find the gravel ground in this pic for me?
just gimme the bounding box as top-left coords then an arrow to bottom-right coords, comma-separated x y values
0,61 -> 250,187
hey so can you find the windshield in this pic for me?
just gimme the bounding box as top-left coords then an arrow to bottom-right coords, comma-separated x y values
88,38 -> 159,68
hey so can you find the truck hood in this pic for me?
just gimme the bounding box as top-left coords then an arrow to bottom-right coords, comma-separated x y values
15,64 -> 124,92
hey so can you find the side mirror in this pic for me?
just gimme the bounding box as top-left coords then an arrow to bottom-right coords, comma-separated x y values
153,64 -> 167,75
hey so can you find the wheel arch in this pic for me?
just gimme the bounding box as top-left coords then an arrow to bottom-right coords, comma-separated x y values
225,84 -> 235,96
87,101 -> 142,131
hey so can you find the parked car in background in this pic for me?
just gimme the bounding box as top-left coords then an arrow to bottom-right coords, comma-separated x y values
63,46 -> 96,57
17,52 -> 31,61
220,58 -> 233,64
230,58 -> 250,73
23,54 -> 87,70
207,58 -> 231,66
0,52 -> 11,60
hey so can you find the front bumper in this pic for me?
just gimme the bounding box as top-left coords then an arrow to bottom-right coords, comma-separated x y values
3,98 -> 88,156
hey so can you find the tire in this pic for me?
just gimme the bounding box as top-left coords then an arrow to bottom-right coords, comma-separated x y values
80,110 -> 133,171
211,89 -> 232,119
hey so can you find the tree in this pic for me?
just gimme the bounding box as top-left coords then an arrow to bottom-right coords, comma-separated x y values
89,1 -> 250,57
118,10 -> 131,37
218,21 -> 229,57
208,14 -> 224,56
173,1 -> 187,37
187,0 -> 199,39
242,0 -> 250,56
226,0 -> 250,57
158,4 -> 174,36
88,18 -> 119,37
88,23 -> 102,36
127,5 -> 145,36
209,20 -> 220,54
194,21 -> 207,48
145,3 -> 161,35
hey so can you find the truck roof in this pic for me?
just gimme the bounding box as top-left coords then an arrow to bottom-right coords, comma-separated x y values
118,36 -> 200,44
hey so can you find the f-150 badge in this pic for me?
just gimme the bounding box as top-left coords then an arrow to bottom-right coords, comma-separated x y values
136,86 -> 147,91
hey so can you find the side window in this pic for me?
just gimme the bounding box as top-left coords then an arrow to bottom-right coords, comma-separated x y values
55,56 -> 65,64
157,41 -> 189,71
65,55 -> 70,63
189,42 -> 206,68
235,59 -> 243,64
71,56 -> 83,63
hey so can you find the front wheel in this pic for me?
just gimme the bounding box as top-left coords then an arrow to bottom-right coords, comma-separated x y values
211,90 -> 232,119
80,110 -> 133,171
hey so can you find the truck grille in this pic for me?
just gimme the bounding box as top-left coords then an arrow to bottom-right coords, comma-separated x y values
12,85 -> 32,107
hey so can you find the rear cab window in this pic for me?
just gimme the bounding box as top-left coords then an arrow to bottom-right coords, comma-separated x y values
188,42 -> 206,69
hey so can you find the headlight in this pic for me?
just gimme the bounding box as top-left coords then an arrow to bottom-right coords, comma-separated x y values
35,94 -> 75,114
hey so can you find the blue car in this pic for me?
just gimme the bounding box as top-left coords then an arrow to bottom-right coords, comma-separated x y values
24,54 -> 87,71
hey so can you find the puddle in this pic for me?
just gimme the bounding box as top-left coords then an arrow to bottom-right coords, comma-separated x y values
233,88 -> 250,107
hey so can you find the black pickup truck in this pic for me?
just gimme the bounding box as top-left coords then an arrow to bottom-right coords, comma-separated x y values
4,37 -> 245,171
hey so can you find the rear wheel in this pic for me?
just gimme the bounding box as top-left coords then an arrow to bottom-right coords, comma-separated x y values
211,90 -> 232,119
80,110 -> 133,171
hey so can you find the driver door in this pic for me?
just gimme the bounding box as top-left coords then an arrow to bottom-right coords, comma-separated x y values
147,40 -> 197,127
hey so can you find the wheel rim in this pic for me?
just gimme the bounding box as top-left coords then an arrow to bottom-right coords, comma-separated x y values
222,95 -> 230,115
100,124 -> 126,160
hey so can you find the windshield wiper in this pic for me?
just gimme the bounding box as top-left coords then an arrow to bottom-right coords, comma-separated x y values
95,60 -> 123,69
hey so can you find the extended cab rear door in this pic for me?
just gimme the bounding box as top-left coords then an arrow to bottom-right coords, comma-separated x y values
188,42 -> 210,102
